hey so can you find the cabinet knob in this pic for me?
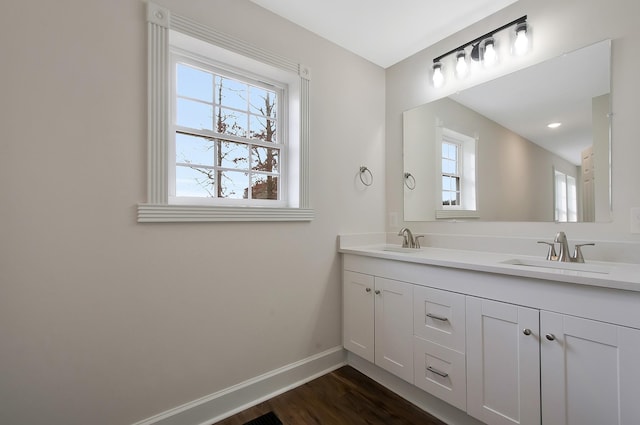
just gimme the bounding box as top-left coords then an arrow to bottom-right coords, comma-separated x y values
545,333 -> 556,341
365,287 -> 372,293
523,328 -> 532,336
374,290 -> 381,295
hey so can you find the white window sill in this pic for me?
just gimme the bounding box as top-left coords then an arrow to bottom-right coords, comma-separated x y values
435,209 -> 480,219
137,204 -> 314,222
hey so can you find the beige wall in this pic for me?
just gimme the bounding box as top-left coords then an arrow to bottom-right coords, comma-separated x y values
386,0 -> 640,242
0,1 -> 385,424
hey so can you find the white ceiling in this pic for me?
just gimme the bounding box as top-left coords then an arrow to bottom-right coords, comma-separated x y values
249,0 -> 520,68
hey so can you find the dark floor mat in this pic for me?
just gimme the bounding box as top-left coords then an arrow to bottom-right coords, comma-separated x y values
243,411 -> 283,425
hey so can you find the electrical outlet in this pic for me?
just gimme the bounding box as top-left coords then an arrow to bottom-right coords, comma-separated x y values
631,208 -> 640,234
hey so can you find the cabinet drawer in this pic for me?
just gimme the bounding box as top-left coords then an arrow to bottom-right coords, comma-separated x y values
414,286 -> 465,352
414,336 -> 466,411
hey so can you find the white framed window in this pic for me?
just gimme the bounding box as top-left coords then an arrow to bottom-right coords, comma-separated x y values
138,3 -> 313,222
436,128 -> 478,219
170,54 -> 285,206
554,169 -> 577,222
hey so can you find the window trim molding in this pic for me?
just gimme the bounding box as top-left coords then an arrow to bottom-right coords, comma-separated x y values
138,2 -> 313,222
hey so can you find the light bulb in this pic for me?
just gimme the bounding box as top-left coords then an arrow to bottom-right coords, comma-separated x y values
483,39 -> 497,67
455,51 -> 468,79
514,23 -> 529,55
432,63 -> 444,88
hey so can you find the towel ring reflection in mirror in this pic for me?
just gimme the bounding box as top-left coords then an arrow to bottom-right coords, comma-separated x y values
359,166 -> 373,186
404,172 -> 416,190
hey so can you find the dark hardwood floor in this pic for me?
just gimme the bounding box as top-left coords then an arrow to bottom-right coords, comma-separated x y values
214,366 -> 448,425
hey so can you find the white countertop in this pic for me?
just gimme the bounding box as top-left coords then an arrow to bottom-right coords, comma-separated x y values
339,244 -> 640,292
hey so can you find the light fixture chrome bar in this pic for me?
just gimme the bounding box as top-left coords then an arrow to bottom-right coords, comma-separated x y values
433,15 -> 527,64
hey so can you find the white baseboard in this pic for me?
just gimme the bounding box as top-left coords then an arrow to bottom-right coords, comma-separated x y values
347,352 -> 484,425
132,346 -> 347,425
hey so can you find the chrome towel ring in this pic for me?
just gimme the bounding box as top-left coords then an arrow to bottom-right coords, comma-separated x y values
359,166 -> 373,186
404,172 -> 416,190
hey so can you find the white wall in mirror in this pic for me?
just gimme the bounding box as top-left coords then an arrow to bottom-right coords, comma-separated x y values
387,0 -> 640,242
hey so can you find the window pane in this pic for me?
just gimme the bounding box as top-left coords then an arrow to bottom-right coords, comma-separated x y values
249,86 -> 277,118
249,115 -> 277,142
251,146 -> 279,172
177,64 -> 213,102
450,144 -> 458,160
219,171 -> 249,199
251,175 -> 278,200
217,77 -> 247,110
177,98 -> 213,131
176,165 -> 215,197
218,141 -> 249,169
216,107 -> 248,137
442,159 -> 456,175
176,133 -> 214,166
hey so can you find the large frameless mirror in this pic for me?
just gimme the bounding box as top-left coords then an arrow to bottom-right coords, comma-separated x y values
403,40 -> 611,222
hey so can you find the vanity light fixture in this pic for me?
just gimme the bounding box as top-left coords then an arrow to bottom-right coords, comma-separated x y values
432,62 -> 445,87
482,38 -> 497,67
431,15 -> 529,88
514,22 -> 529,55
455,50 -> 469,78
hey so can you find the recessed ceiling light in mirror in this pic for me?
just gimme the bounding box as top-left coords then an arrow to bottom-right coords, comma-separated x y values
547,122 -> 562,129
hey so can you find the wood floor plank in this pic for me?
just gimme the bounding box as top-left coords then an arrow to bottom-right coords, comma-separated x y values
214,366 -> 448,425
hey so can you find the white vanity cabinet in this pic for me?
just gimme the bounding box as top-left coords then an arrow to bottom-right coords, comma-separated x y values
466,296 -> 640,425
341,252 -> 640,425
343,270 -> 414,383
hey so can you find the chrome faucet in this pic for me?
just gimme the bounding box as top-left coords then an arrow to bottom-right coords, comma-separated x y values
549,232 -> 595,263
554,231 -> 571,262
398,227 -> 415,248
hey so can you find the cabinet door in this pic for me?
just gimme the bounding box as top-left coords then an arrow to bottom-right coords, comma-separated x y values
374,277 -> 414,383
541,312 -> 640,425
466,297 -> 541,425
343,271 -> 374,362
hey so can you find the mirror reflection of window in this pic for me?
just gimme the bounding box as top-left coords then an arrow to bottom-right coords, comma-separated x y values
436,128 -> 477,217
554,169 -> 577,222
442,141 -> 461,206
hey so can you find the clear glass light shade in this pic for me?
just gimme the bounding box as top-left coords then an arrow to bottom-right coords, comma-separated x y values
455,52 -> 468,79
483,40 -> 497,67
514,24 -> 529,55
432,63 -> 444,87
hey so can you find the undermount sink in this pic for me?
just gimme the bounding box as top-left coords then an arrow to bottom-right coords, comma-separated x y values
378,245 -> 424,253
501,258 -> 612,274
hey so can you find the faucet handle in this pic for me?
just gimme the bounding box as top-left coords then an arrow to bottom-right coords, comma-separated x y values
537,241 -> 557,261
573,243 -> 595,263
414,235 -> 425,249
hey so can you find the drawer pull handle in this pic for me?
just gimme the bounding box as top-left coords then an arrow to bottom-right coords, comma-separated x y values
374,290 -> 381,295
365,288 -> 372,293
523,328 -> 532,336
427,366 -> 449,378
426,313 -> 449,322
545,333 -> 556,341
